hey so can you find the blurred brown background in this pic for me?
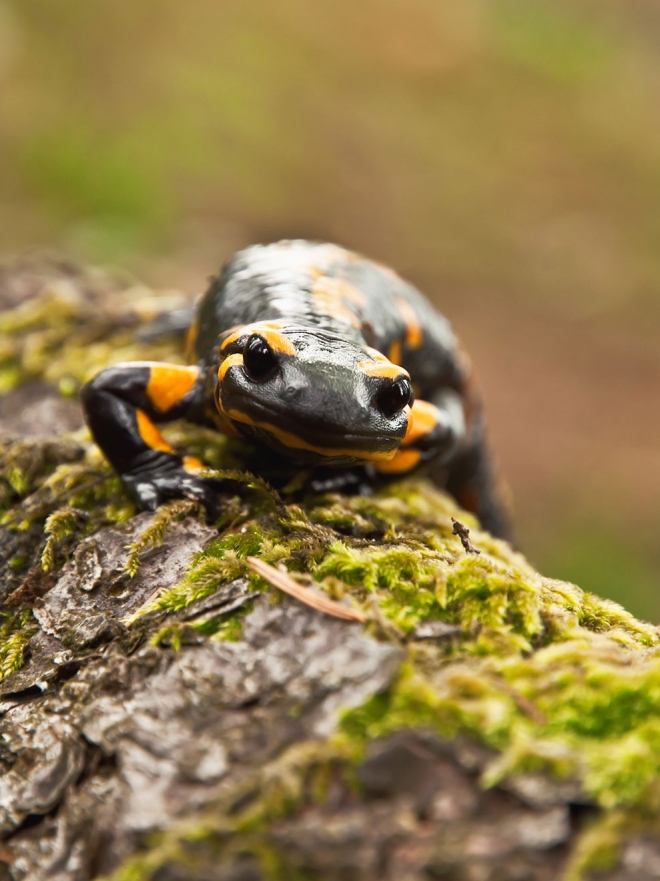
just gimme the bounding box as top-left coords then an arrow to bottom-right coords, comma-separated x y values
1,0 -> 659,619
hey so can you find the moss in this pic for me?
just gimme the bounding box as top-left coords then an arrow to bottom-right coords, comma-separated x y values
2,444 -> 133,530
562,811 -> 629,881
0,268 -> 186,395
340,612 -> 660,812
124,498 -> 202,577
1,441 -> 136,592
0,436 -> 84,512
313,539 -> 447,633
150,622 -> 190,652
41,506 -> 90,572
205,606 -> 250,641
140,524 -> 270,617
148,604 -> 250,648
0,608 -> 38,680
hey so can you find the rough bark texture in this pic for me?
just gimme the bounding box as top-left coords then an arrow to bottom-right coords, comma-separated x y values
2,256 -> 660,881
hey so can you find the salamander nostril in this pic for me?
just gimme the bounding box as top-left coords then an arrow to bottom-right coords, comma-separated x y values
375,377 -> 413,417
282,383 -> 305,402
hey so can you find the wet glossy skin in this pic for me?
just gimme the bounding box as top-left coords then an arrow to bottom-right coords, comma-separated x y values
82,240 -> 510,537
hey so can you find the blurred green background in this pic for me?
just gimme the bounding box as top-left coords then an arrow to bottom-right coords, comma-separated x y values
2,0 -> 660,619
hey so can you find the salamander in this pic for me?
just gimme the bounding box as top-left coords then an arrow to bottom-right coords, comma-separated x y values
81,240 -> 511,537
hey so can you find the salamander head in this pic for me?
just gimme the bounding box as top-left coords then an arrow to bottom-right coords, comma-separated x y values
215,322 -> 413,465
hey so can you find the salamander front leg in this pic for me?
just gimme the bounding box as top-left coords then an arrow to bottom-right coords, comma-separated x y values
81,361 -> 226,515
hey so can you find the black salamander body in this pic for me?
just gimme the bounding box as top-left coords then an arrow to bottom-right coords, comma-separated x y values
82,241 -> 510,537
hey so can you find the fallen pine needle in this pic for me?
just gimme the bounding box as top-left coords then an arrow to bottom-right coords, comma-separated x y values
245,556 -> 366,623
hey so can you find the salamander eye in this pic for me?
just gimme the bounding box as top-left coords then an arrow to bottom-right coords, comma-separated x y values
376,377 -> 413,417
243,335 -> 278,381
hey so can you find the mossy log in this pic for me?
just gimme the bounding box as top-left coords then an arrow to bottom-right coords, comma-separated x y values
1,256 -> 660,881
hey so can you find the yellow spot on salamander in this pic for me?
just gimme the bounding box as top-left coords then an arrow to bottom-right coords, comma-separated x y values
312,276 -> 363,327
358,360 -> 410,382
403,400 -> 442,446
183,456 -> 206,473
313,275 -> 366,306
185,318 -> 200,363
373,448 -> 422,474
217,353 -> 244,384
206,404 -> 240,437
364,347 -> 390,363
220,321 -> 296,356
396,297 -> 424,350
136,410 -> 174,454
388,339 -> 402,366
147,365 -> 200,413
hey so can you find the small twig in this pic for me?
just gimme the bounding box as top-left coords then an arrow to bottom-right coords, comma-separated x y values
245,556 -> 366,623
451,517 -> 480,555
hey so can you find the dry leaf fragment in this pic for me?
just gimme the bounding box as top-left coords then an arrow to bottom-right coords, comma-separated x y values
245,556 -> 366,623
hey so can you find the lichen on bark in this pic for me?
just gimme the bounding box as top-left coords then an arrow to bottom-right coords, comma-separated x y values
2,255 -> 660,881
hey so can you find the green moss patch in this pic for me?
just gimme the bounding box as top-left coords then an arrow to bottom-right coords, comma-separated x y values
0,260 -> 186,396
0,608 -> 38,681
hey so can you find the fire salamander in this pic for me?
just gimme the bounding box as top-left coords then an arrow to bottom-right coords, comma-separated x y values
82,240 -> 510,537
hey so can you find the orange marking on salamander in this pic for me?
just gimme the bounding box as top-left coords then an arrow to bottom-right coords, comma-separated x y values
402,400 -> 442,447
217,353 -> 244,384
147,365 -> 200,413
312,276 -> 364,327
395,297 -> 423,350
185,318 -> 200,364
314,275 -> 367,307
373,448 -> 421,474
183,456 -> 206,473
204,402 -> 240,437
364,347 -> 390,363
388,339 -> 402,366
358,360 -> 410,382
136,410 -> 174,454
313,296 -> 361,328
220,322 -> 296,356
257,327 -> 297,356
